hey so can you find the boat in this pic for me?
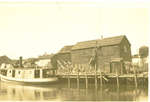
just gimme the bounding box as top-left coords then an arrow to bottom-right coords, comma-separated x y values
0,57 -> 58,85
0,67 -> 58,85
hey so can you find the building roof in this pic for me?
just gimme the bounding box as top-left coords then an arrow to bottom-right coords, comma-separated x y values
72,35 -> 127,50
58,45 -> 73,54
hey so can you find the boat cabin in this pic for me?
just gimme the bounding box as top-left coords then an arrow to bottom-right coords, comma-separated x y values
0,68 -> 56,79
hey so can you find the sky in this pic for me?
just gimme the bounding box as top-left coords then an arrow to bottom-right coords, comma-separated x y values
0,1 -> 149,59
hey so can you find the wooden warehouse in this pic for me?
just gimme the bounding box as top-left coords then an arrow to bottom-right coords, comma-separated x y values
71,35 -> 132,74
54,35 -> 132,74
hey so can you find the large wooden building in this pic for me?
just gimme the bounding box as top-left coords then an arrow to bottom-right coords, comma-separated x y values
71,35 -> 131,74
54,35 -> 132,74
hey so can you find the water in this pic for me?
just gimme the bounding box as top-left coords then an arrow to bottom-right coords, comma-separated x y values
0,80 -> 148,101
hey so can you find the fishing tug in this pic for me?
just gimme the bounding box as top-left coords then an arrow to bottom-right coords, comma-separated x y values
0,57 -> 58,85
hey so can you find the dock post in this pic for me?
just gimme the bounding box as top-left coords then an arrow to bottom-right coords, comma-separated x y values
68,75 -> 70,88
100,71 -> 103,87
85,75 -> 88,89
116,86 -> 120,101
116,64 -> 119,88
116,74 -> 119,88
85,64 -> 88,89
95,64 -> 97,89
134,75 -> 137,88
77,64 -> 80,89
67,67 -> 70,88
133,65 -> 138,88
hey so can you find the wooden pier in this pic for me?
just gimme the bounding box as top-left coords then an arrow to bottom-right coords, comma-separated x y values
56,61 -> 148,89
57,72 -> 148,89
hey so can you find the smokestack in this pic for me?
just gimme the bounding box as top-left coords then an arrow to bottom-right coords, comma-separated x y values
19,56 -> 23,68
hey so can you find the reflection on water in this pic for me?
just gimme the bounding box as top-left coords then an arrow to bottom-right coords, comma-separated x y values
0,81 -> 148,101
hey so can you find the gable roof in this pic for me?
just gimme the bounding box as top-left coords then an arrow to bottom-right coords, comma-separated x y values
72,35 -> 127,50
59,45 -> 73,54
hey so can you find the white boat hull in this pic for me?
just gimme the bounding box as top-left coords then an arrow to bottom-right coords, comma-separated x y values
0,74 -> 58,85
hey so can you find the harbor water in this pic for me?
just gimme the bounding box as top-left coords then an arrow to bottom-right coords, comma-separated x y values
0,80 -> 148,101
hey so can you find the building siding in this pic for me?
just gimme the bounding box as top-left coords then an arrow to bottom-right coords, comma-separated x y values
97,45 -> 120,73
120,37 -> 132,62
56,53 -> 71,62
71,48 -> 94,64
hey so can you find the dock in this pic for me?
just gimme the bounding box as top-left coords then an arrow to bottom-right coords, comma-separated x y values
57,72 -> 148,89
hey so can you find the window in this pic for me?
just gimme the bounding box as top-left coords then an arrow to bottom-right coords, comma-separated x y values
18,71 -> 21,74
9,70 -> 11,73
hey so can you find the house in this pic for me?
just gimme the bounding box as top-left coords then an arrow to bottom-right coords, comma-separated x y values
132,55 -> 148,72
35,54 -> 54,68
23,58 -> 38,68
132,45 -> 149,73
132,54 -> 140,65
71,35 -> 131,74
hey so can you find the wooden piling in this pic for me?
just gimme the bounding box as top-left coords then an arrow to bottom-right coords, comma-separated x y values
85,75 -> 88,89
116,86 -> 120,101
67,67 -> 70,88
100,71 -> 103,87
68,75 -> 70,88
77,64 -> 80,89
116,63 -> 119,88
135,75 -> 138,88
95,64 -> 97,89
116,74 -> 119,88
85,64 -> 88,89
133,65 -> 138,88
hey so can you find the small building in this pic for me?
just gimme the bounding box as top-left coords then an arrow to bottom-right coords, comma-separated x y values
35,54 -> 54,68
132,54 -> 141,66
71,35 -> 132,74
132,54 -> 148,73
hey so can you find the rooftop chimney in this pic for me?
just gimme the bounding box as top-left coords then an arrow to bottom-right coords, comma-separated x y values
19,56 -> 23,68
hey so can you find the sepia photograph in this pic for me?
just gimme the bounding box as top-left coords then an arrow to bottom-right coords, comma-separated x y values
0,0 -> 149,101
